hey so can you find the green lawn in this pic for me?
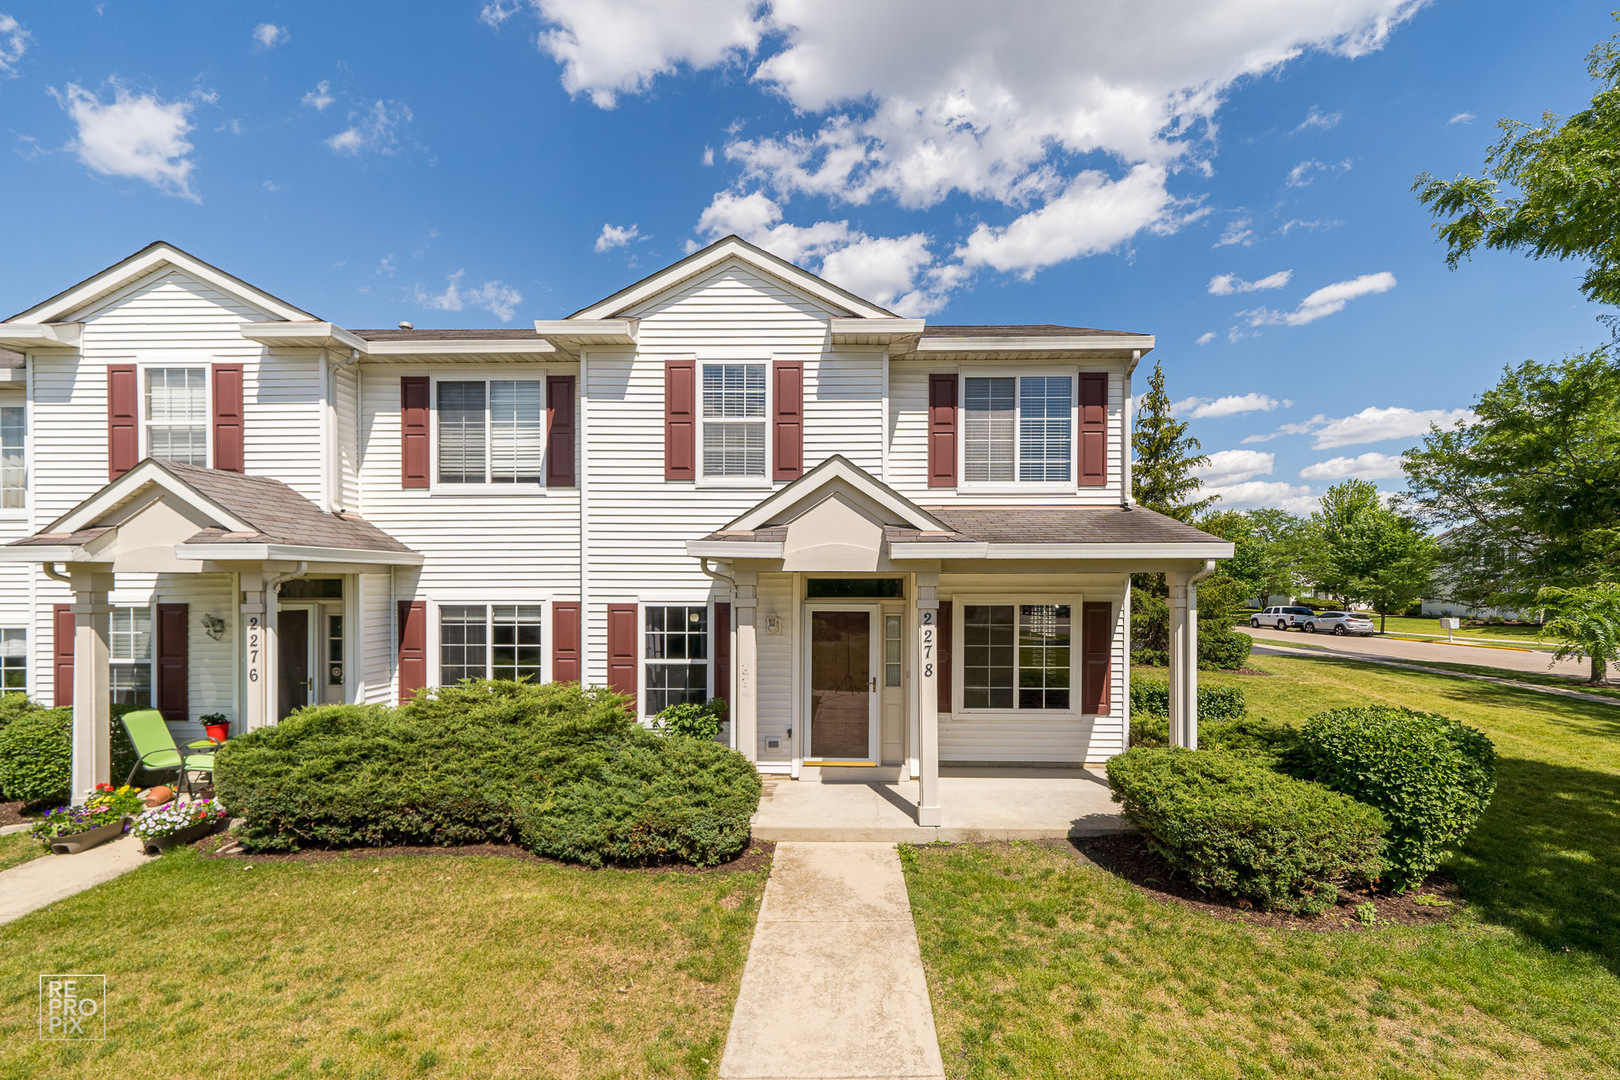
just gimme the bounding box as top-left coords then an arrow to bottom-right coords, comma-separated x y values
1372,616 -> 1544,643
0,832 -> 44,873
905,654 -> 1620,1079
0,846 -> 768,1080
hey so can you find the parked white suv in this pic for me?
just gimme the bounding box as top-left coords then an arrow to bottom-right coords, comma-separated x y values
1302,611 -> 1375,636
1251,606 -> 1317,630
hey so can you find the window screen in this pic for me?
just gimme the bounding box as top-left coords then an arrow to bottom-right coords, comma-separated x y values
963,378 -> 1015,483
1018,377 -> 1073,482
702,364 -> 766,477
146,368 -> 208,466
437,382 -> 487,483
489,381 -> 544,483
0,406 -> 22,510
109,606 -> 153,708
963,375 -> 1073,484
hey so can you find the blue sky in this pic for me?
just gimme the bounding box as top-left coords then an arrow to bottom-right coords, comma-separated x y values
0,1 -> 1613,513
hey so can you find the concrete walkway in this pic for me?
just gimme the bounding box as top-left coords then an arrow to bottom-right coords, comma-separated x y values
0,833 -> 148,926
721,842 -> 945,1080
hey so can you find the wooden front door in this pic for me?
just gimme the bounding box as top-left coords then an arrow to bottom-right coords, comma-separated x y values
807,608 -> 877,761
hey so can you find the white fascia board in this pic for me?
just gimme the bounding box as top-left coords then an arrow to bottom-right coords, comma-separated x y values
727,456 -> 948,533
829,318 -> 926,345
888,541 -> 1235,560
0,323 -> 82,350
240,322 -> 368,352
48,460 -> 257,535
173,543 -> 424,566
0,545 -> 98,563
685,541 -> 785,559
532,318 -> 639,344
362,339 -> 557,358
907,334 -> 1155,356
14,244 -> 314,324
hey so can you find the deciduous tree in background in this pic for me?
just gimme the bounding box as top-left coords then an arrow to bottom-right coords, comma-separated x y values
1304,480 -> 1438,632
1535,582 -> 1620,686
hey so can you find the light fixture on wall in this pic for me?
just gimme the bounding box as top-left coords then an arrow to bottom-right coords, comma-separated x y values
201,614 -> 226,641
765,615 -> 782,636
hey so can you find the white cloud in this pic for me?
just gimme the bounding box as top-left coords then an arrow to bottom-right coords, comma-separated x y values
52,82 -> 200,201
1200,479 -> 1319,515
1448,111 -> 1475,125
1172,392 -> 1291,419
1299,451 -> 1406,480
1208,269 -> 1291,295
1276,217 -> 1340,236
1284,157 -> 1351,187
1243,405 -> 1475,449
1238,270 -> 1395,328
1196,331 -> 1216,345
302,80 -> 334,111
1196,448 -> 1275,485
479,2 -> 522,28
1214,217 -> 1254,248
0,13 -> 30,76
253,23 -> 289,48
702,145 -> 715,166
326,100 -> 413,155
1292,106 -> 1340,132
413,270 -> 524,322
594,222 -> 643,251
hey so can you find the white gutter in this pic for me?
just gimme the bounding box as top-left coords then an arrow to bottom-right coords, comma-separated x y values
888,541 -> 1234,561
685,540 -> 785,559
172,543 -> 425,566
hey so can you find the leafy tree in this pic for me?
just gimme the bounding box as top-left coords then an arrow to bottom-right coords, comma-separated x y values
1535,582 -> 1620,686
1132,361 -> 1212,522
1305,480 -> 1437,630
1414,22 -> 1620,310
1243,508 -> 1309,602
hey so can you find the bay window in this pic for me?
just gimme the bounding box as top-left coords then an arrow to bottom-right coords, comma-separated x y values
146,368 -> 208,466
961,603 -> 1071,711
437,379 -> 544,485
962,375 -> 1072,484
644,605 -> 708,714
439,604 -> 544,684
701,364 -> 766,478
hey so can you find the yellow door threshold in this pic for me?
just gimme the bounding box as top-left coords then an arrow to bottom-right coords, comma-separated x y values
802,760 -> 879,767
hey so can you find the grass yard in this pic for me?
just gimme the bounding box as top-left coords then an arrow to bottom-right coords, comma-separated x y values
1372,616 -> 1545,643
0,846 -> 769,1080
0,832 -> 44,873
905,654 -> 1620,1079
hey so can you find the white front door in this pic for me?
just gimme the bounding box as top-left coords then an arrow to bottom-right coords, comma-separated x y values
803,604 -> 881,762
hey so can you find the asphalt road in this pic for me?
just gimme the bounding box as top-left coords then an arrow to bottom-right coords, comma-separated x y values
1236,624 -> 1619,682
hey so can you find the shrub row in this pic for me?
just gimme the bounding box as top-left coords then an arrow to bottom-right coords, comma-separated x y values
213,679 -> 761,867
0,700 -> 139,805
1129,678 -> 1247,723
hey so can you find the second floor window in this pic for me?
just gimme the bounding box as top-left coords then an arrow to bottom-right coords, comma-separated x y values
963,375 -> 1072,484
0,405 -> 22,510
147,368 -> 208,466
702,363 -> 765,478
438,380 -> 543,485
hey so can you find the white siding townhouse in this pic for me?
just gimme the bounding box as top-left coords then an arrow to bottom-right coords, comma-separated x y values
0,238 -> 1230,824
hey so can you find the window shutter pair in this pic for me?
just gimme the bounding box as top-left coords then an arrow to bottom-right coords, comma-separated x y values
400,375 -> 575,488
926,372 -> 1108,487
107,364 -> 243,480
52,603 -> 188,720
664,360 -> 803,481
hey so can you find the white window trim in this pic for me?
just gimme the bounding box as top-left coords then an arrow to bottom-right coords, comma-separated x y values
0,625 -> 27,695
139,362 -> 212,469
639,599 -> 714,720
427,372 -> 551,495
0,399 -> 26,520
956,369 -> 1078,495
695,359 -> 773,489
950,592 -> 1083,720
429,598 -> 550,687
108,601 -> 156,710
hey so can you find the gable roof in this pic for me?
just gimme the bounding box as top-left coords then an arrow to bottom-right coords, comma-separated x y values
7,241 -> 317,324
717,455 -> 949,535
568,235 -> 898,321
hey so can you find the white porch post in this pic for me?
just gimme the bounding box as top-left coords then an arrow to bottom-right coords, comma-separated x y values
1167,570 -> 1199,749
69,567 -> 114,800
733,569 -> 759,764
914,570 -> 942,827
240,571 -> 272,732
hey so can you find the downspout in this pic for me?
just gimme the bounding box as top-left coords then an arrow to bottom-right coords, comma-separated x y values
267,561 -> 309,595
42,563 -> 70,585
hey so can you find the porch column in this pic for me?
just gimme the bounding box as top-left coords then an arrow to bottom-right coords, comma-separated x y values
914,570 -> 942,827
733,569 -> 759,764
69,566 -> 114,800
240,571 -> 272,732
1167,570 -> 1199,749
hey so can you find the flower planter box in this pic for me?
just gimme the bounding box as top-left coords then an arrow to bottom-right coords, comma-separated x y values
49,818 -> 130,855
139,818 -> 221,856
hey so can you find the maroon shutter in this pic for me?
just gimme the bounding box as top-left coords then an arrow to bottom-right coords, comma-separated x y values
211,364 -> 245,473
606,604 -> 638,707
772,360 -> 803,481
1078,372 -> 1108,487
551,602 -> 581,684
108,364 -> 139,480
664,361 -> 696,481
397,600 -> 427,701
713,602 -> 731,718
53,604 -> 75,708
927,374 -> 957,488
156,603 -> 189,724
936,600 -> 952,712
546,375 -> 576,488
1081,601 -> 1112,715
401,376 -> 430,489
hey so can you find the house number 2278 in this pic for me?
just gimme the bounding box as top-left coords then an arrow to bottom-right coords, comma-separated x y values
920,610 -> 935,679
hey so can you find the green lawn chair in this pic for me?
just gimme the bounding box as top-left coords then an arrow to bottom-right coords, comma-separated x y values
120,709 -> 216,797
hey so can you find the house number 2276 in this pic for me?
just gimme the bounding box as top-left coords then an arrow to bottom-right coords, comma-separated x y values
920,610 -> 935,679
247,615 -> 262,682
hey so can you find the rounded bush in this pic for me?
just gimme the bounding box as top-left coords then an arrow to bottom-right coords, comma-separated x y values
1107,747 -> 1386,915
0,703 -> 138,805
1295,706 -> 1496,891
1128,678 -> 1247,723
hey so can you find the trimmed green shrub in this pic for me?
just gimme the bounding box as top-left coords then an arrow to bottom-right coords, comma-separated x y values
1107,747 -> 1386,914
214,679 -> 762,867
652,697 -> 727,741
1129,678 -> 1247,723
0,702 -> 138,805
1294,706 -> 1496,891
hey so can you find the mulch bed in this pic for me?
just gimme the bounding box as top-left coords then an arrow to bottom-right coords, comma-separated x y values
1059,832 -> 1463,932
0,800 -> 34,827
194,832 -> 775,876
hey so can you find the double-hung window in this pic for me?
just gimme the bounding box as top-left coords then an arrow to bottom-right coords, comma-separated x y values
961,603 -> 1071,711
644,605 -> 708,714
109,606 -> 153,708
146,368 -> 208,466
701,364 -> 766,479
439,604 -> 544,685
0,405 -> 22,510
0,628 -> 24,694
437,380 -> 544,485
962,375 -> 1072,484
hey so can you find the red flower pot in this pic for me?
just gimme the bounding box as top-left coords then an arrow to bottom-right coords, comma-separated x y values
204,723 -> 229,742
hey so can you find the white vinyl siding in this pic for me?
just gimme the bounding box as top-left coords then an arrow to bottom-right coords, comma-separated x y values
701,363 -> 766,478
145,367 -> 208,465
0,405 -> 22,510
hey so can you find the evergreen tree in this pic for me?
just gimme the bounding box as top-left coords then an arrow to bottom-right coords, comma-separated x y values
1132,361 -> 1213,521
